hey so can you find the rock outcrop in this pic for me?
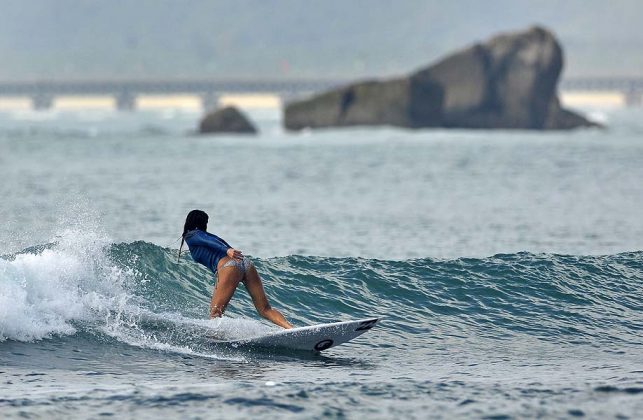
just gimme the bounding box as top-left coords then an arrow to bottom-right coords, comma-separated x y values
284,26 -> 598,131
199,106 -> 258,134
285,78 -> 444,130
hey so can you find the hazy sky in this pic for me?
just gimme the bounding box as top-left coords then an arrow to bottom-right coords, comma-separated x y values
0,0 -> 641,80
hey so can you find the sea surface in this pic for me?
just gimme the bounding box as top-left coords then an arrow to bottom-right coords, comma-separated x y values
1,107 -> 642,418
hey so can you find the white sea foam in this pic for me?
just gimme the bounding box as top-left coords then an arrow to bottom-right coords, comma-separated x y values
204,316 -> 276,340
0,227 -> 129,342
587,110 -> 609,125
99,318 -> 247,362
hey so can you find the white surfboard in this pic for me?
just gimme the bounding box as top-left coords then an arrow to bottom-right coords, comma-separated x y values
213,318 -> 380,352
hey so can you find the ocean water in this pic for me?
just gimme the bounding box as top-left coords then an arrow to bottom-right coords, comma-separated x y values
0,107 -> 642,418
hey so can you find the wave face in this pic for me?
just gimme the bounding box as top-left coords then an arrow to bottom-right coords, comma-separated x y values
1,234 -> 641,353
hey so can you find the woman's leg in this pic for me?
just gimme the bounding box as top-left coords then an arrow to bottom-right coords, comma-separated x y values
243,264 -> 293,329
210,266 -> 243,318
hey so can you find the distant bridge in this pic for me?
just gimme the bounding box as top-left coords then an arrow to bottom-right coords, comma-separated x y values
559,78 -> 643,106
0,77 -> 641,110
560,77 -> 643,92
0,78 -> 346,110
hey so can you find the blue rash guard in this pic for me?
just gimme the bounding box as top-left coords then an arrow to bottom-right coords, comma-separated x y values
184,229 -> 232,273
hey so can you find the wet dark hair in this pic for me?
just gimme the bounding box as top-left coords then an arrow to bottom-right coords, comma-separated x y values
182,209 -> 209,237
178,209 -> 209,262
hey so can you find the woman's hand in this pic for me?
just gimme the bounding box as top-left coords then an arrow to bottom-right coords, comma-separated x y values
227,248 -> 244,261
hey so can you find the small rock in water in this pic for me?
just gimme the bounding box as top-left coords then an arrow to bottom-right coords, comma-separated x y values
199,106 -> 258,134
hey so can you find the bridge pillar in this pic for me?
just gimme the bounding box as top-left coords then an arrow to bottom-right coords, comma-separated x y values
32,94 -> 53,110
624,90 -> 642,107
201,92 -> 220,111
279,91 -> 302,106
115,92 -> 136,111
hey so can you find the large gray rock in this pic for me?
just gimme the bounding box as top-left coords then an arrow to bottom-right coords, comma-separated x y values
199,106 -> 257,134
285,26 -> 598,131
285,78 -> 443,130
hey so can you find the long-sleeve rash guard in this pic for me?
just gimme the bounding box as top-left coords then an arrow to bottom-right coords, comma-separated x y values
184,229 -> 232,273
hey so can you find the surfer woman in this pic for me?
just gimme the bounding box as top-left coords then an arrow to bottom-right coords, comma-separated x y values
178,209 -> 293,329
